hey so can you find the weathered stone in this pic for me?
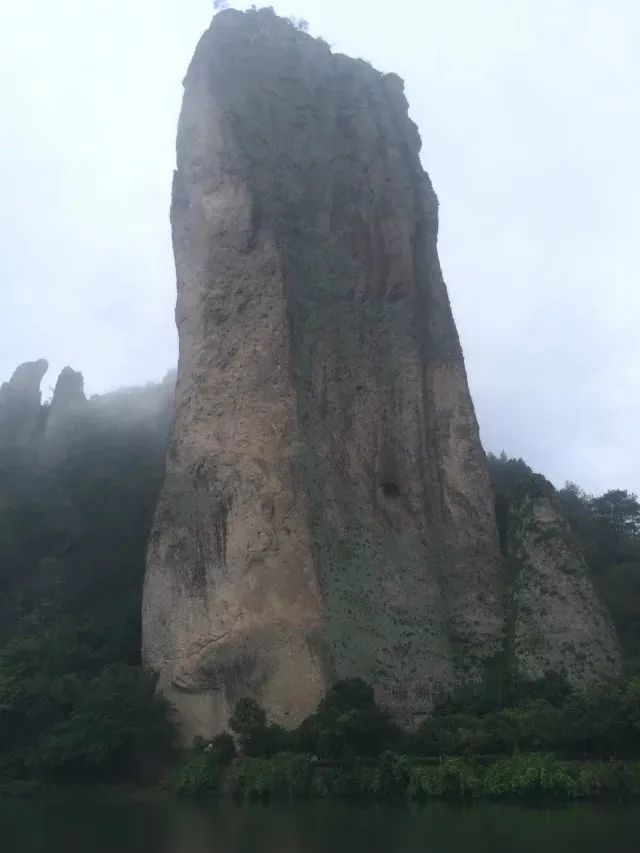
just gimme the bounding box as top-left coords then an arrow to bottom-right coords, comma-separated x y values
143,8 -> 504,741
507,477 -> 621,685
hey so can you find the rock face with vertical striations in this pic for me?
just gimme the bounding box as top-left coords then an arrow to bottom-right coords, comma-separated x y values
142,8 -> 506,741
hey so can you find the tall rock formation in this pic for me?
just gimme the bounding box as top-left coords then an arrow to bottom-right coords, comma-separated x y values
143,8 -> 504,740
0,359 -> 49,454
41,366 -> 88,465
506,477 -> 620,686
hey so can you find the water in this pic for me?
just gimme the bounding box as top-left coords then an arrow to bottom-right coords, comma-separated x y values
2,793 -> 640,853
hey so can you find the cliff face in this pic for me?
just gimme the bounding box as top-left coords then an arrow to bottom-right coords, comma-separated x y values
143,8 -> 504,740
507,479 -> 621,686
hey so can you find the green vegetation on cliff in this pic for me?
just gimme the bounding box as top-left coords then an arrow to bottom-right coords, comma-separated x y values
488,452 -> 640,666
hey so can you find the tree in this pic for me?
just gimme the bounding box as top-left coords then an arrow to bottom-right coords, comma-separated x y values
37,665 -> 173,775
591,490 -> 640,538
228,697 -> 289,757
229,697 -> 267,736
295,679 -> 395,758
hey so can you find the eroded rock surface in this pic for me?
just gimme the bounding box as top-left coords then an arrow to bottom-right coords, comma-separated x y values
143,8 -> 504,740
507,478 -> 621,686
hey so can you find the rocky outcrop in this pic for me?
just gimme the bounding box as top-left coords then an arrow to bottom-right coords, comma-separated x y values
143,8 -> 505,741
0,359 -> 49,453
507,477 -> 621,686
0,361 -> 175,466
41,367 -> 88,465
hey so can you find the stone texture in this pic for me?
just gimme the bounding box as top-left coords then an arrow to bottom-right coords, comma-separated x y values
507,477 -> 621,686
142,8 -> 504,741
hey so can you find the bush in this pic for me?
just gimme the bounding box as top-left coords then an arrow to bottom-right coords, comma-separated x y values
231,753 -> 315,800
244,723 -> 291,758
231,757 -> 274,800
624,762 -> 640,796
439,758 -> 481,797
576,761 -> 640,799
229,698 -> 266,736
293,678 -> 395,758
229,698 -> 290,757
576,762 -> 623,799
310,769 -> 331,798
273,753 -> 314,798
33,664 -> 173,778
372,751 -> 411,799
171,748 -> 219,798
409,765 -> 445,799
170,732 -> 237,798
329,759 -> 376,798
210,732 -> 236,766
483,755 -> 577,799
408,759 -> 480,799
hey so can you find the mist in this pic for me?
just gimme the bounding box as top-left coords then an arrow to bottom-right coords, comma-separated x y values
1,0 -> 638,496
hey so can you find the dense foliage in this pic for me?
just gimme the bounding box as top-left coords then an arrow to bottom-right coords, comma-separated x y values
219,750 -> 640,802
170,733 -> 236,797
294,678 -> 397,758
0,390 -> 174,788
172,672 -> 640,802
411,670 -> 640,760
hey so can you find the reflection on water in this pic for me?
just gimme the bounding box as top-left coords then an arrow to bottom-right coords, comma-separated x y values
3,794 -> 640,853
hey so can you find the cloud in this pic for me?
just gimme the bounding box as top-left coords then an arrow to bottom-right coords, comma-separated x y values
1,0 -> 638,496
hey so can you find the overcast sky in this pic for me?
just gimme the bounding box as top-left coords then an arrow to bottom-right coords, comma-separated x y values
1,0 -> 638,497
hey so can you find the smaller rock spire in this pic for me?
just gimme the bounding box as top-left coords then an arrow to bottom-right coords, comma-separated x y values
0,359 -> 49,450
41,366 -> 87,465
49,366 -> 86,414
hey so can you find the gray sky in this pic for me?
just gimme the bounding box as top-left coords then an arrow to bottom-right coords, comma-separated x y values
1,0 -> 638,497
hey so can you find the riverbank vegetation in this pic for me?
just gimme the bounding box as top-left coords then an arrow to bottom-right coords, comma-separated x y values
170,675 -> 640,803
1,426 -> 639,796
217,752 -> 640,802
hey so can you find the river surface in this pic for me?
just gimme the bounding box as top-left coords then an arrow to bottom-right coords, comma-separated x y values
3,793 -> 640,853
